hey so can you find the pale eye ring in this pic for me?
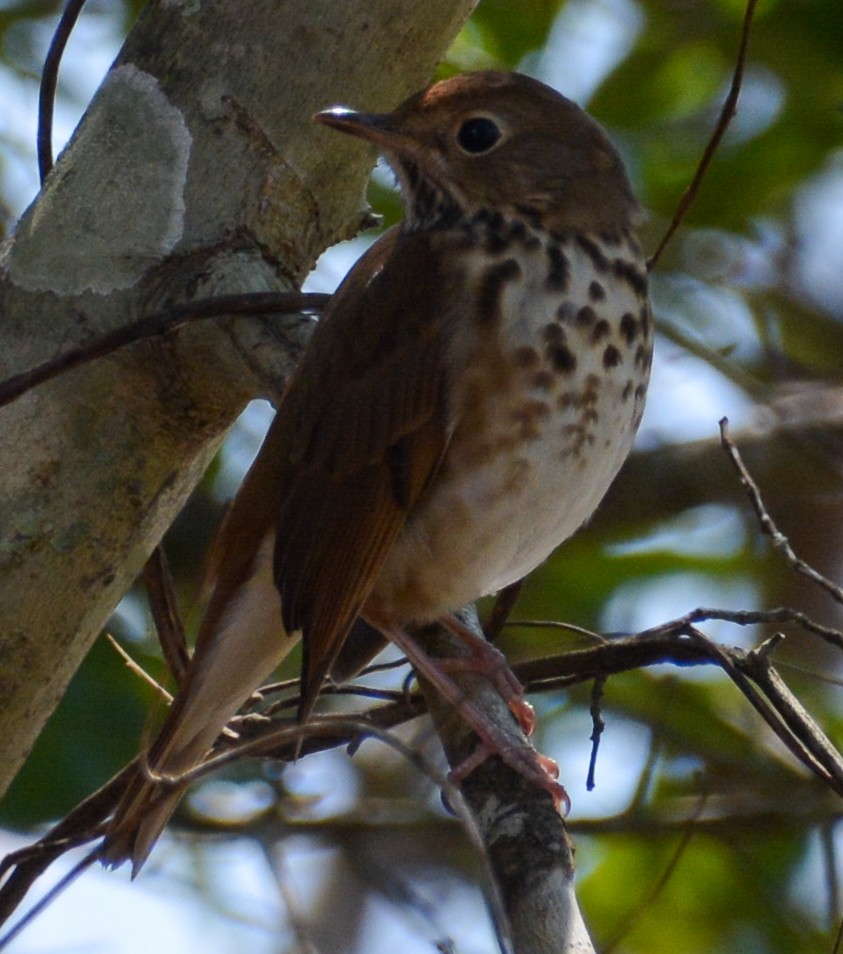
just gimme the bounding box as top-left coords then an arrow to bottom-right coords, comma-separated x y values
456,116 -> 502,154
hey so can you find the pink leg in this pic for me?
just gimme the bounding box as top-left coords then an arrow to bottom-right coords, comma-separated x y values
364,611 -> 569,812
437,614 -> 536,736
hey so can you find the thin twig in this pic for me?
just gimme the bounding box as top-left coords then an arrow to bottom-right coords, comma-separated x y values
142,547 -> 190,688
0,847 -> 100,952
686,628 -> 843,794
720,417 -> 843,606
0,761 -> 136,927
647,605 -> 843,651
648,0 -> 758,270
0,291 -> 329,410
37,0 -> 88,182
505,619 -> 607,643
484,580 -> 523,643
104,634 -> 172,704
586,675 -> 606,791
741,640 -> 843,791
152,715 -> 516,953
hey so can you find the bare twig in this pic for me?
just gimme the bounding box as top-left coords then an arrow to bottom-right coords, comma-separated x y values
0,848 -> 99,952
141,547 -> 190,688
4,606 -> 843,939
37,0 -> 88,182
649,605 -> 843,651
586,675 -> 606,792
741,638 -> 843,791
104,634 -> 172,703
0,291 -> 329,410
0,761 -> 135,928
720,417 -> 843,607
505,619 -> 607,643
648,0 -> 758,270
484,580 -> 523,643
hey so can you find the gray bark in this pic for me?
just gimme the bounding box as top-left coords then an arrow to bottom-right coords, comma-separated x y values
418,615 -> 597,954
0,0 -> 476,798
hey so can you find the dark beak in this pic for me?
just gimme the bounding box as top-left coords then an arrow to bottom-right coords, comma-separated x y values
313,108 -> 412,152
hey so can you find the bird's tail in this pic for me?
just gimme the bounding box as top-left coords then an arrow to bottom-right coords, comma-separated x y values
101,531 -> 299,876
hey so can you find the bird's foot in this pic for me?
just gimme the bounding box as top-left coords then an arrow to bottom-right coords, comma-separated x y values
363,610 -> 569,815
449,737 -> 570,814
437,613 -> 536,736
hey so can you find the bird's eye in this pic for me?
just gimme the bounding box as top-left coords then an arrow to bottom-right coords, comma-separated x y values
456,116 -> 502,154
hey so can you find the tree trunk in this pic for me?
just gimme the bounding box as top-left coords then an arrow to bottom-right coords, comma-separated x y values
0,0 -> 476,799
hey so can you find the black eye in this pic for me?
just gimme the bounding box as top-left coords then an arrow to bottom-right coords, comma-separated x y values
456,116 -> 502,154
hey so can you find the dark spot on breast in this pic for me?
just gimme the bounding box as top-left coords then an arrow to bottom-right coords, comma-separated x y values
603,344 -> 621,369
575,234 -> 610,272
612,258 -> 648,297
532,369 -> 556,390
591,319 -> 610,342
475,258 -> 522,325
515,204 -> 545,229
634,382 -> 647,400
507,219 -> 527,241
620,312 -> 638,344
545,243 -> 569,291
486,209 -> 504,231
542,322 -> 565,343
512,345 -> 540,368
621,380 -> 634,401
484,230 -> 509,254
589,280 -> 606,302
472,207 -> 502,230
575,305 -> 596,327
547,343 -> 577,374
634,343 -> 649,367
511,400 -> 552,438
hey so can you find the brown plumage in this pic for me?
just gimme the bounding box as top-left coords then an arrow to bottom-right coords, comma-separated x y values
103,70 -> 651,874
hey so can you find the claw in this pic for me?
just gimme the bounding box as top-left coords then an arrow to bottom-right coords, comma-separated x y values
509,697 -> 536,737
449,743 -> 570,815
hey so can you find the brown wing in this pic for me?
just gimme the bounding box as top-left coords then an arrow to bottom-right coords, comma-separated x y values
271,227 -> 459,719
194,229 -> 402,654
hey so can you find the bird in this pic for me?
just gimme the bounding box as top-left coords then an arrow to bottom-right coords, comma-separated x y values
102,70 -> 652,875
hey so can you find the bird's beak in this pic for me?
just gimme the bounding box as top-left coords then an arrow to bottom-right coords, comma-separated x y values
314,108 -> 414,153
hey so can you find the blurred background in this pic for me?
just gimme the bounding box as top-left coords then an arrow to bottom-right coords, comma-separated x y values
1,0 -> 843,951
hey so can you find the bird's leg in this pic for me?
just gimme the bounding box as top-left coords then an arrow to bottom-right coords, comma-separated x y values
436,613 -> 536,736
363,610 -> 569,812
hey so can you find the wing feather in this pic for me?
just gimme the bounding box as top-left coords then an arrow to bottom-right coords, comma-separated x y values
271,228 -> 459,718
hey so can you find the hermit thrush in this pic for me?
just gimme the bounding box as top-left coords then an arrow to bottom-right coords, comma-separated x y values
104,71 -> 651,873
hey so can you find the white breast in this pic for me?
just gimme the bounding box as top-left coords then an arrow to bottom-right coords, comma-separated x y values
373,226 -> 651,623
